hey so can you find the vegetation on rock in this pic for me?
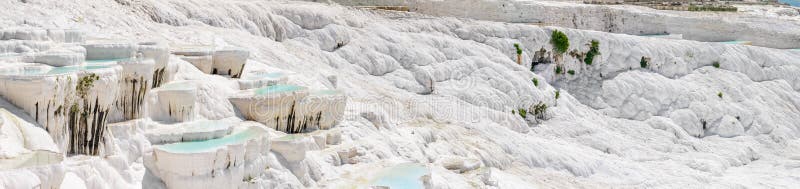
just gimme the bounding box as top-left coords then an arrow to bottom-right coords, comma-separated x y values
551,30 -> 569,54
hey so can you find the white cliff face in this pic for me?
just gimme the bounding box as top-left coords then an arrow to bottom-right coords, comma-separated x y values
410,0 -> 800,49
0,0 -> 799,189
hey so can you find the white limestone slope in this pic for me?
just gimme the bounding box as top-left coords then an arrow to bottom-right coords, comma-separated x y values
0,0 -> 799,188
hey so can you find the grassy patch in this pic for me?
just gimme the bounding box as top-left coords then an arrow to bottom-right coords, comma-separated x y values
584,40 -> 600,65
551,30 -> 569,54
640,57 -> 649,68
567,70 -> 575,75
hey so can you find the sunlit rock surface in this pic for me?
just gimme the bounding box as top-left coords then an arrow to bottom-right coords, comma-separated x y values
0,0 -> 799,188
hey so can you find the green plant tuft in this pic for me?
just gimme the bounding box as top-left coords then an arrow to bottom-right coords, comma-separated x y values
712,61 -> 720,68
567,70 -> 575,75
555,90 -> 561,100
532,78 -> 539,87
550,30 -> 569,54
514,43 -> 522,55
518,108 -> 527,118
640,57 -> 649,68
718,92 -> 723,98
584,40 -> 600,65
555,66 -> 564,74
76,73 -> 99,98
533,102 -> 548,120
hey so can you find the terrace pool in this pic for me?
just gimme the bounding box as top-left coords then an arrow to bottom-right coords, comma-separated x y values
370,164 -> 429,189
157,127 -> 263,153
254,84 -> 304,95
0,65 -> 111,76
780,0 -> 799,7
719,41 -> 752,45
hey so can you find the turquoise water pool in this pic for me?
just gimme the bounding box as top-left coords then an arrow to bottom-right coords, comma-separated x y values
157,128 -> 262,153
46,65 -> 110,75
719,41 -> 751,45
780,0 -> 799,6
370,164 -> 429,189
255,84 -> 304,95
0,65 -> 111,76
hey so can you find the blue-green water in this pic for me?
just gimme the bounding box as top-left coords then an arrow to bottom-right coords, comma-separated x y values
0,65 -> 110,76
370,164 -> 429,189
254,84 -> 304,95
157,128 -> 261,153
250,72 -> 284,79
780,0 -> 799,7
719,41 -> 751,45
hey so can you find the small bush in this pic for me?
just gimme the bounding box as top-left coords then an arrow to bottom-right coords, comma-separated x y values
567,70 -> 575,75
551,30 -> 569,54
584,40 -> 600,65
712,61 -> 720,68
640,57 -> 649,68
718,92 -> 723,98
533,102 -> 548,120
555,90 -> 561,100
555,66 -> 564,74
514,43 -> 522,55
532,78 -> 539,87
518,108 -> 527,118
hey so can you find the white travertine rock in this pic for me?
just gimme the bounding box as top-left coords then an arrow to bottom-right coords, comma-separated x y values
211,47 -> 249,78
1,28 -> 84,43
152,81 -> 197,122
146,125 -> 269,189
1,0 -> 799,188
109,58 -> 155,122
137,41 -> 171,87
59,172 -> 88,189
436,156 -> 481,173
238,71 -> 288,90
270,134 -> 318,178
82,40 -> 136,60
29,49 -> 85,67
295,90 -> 346,131
177,55 -> 213,74
144,119 -> 233,145
0,40 -> 53,54
229,84 -> 309,133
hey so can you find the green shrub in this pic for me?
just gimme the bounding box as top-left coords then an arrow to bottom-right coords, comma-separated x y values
551,30 -> 569,54
514,43 -> 522,55
518,108 -> 527,118
555,90 -> 561,100
76,73 -> 99,98
532,78 -> 539,87
567,70 -> 575,75
712,61 -> 720,68
584,40 -> 600,65
533,102 -> 548,120
718,92 -> 723,98
640,57 -> 649,68
555,66 -> 564,74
